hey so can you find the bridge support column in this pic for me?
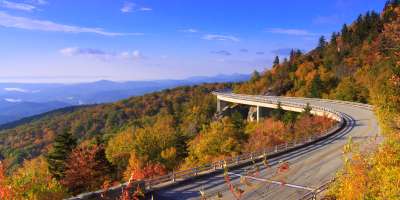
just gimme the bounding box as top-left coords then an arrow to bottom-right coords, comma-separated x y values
256,106 -> 260,122
217,99 -> 221,112
217,99 -> 227,112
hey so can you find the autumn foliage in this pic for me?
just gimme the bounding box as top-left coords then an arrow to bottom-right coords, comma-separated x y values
184,117 -> 245,166
124,153 -> 167,181
245,115 -> 335,152
0,158 -> 67,200
184,113 -> 335,168
0,1 -> 399,199
61,143 -> 112,195
328,2 -> 400,199
0,162 -> 13,199
244,118 -> 286,151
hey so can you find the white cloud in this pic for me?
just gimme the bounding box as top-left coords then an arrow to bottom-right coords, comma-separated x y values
211,50 -> 232,56
120,50 -> 143,60
28,0 -> 47,5
60,47 -> 109,57
0,0 -> 36,11
0,12 -> 143,36
203,34 -> 239,42
121,2 -> 151,13
121,2 -> 135,13
4,98 -> 22,103
4,87 -> 40,93
181,28 -> 198,33
266,28 -> 319,36
139,7 -> 152,11
4,87 -> 28,92
60,47 -> 143,61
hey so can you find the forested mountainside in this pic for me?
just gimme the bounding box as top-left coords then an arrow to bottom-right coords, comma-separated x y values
235,1 -> 400,198
0,1 -> 399,199
0,83 -> 230,169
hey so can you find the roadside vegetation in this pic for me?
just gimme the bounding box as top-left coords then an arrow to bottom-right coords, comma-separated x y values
236,1 -> 400,198
0,0 -> 399,199
184,109 -> 335,168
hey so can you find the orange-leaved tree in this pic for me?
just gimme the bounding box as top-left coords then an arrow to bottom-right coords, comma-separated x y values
61,143 -> 112,195
245,118 -> 286,152
123,153 -> 167,181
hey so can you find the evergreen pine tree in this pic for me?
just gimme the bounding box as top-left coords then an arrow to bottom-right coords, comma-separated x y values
282,111 -> 298,125
289,49 -> 296,61
318,36 -> 327,50
46,130 -> 77,180
295,49 -> 302,57
341,24 -> 350,43
231,111 -> 244,130
331,32 -> 338,45
273,56 -> 280,66
310,75 -> 323,98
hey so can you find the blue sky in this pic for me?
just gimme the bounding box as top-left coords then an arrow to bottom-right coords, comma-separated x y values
0,0 -> 384,83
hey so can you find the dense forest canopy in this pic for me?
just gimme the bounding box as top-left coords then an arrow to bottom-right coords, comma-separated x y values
0,83 -> 229,169
0,0 -> 399,199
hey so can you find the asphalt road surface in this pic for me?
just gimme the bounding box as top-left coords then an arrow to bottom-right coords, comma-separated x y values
153,95 -> 380,200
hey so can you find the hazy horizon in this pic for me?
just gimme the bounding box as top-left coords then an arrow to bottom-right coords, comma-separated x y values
0,72 -> 250,84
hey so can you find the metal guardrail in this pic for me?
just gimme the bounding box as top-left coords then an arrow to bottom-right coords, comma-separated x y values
67,181 -> 145,200
299,180 -> 334,200
213,92 -> 345,121
276,96 -> 373,110
213,90 -> 373,110
69,92 -> 352,199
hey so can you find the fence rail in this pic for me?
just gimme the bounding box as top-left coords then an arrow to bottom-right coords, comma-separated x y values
213,91 -> 373,111
299,180 -> 334,200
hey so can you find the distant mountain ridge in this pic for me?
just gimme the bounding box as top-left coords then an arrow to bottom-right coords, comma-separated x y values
0,73 -> 250,125
0,100 -> 70,125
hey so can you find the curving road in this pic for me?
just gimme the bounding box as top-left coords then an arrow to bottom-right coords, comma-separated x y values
152,93 -> 380,200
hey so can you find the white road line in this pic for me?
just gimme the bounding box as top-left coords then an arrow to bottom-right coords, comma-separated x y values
228,172 -> 315,191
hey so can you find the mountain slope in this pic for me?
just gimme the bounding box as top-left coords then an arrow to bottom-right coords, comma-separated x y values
235,1 -> 400,198
0,83 -> 230,168
0,100 -> 70,125
0,74 -> 250,125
